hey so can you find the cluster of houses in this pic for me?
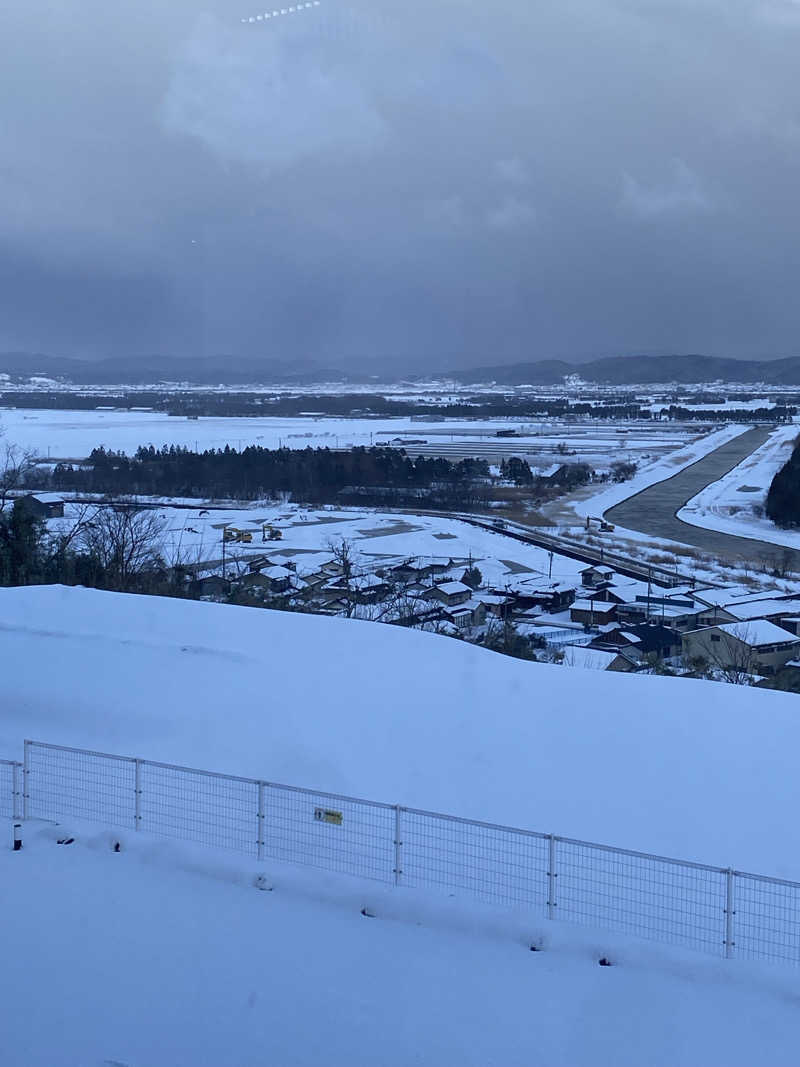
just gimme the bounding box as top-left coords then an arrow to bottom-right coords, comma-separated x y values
192,552 -> 800,684
558,564 -> 800,681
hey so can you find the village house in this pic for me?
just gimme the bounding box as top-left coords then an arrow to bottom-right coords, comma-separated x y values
561,644 -> 639,672
424,581 -> 473,608
682,621 -> 800,676
438,600 -> 487,630
580,565 -> 615,588
14,493 -> 65,519
570,598 -> 617,626
191,574 -> 231,598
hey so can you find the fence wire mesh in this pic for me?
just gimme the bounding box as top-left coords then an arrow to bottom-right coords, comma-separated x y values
14,740 -> 800,968
555,838 -> 728,955
264,784 -> 395,883
26,743 -> 136,828
400,809 -> 549,910
734,873 -> 800,965
0,759 -> 20,820
140,762 -> 259,856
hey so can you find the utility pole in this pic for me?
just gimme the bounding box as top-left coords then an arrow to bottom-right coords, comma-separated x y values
548,550 -> 554,580
222,529 -> 226,579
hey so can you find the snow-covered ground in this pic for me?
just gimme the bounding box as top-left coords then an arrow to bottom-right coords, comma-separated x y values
679,425 -> 800,549
3,585 -> 800,878
3,824 -> 800,1067
0,403 -> 686,458
0,406 -> 692,468
4,586 -> 800,1063
52,502 -> 588,589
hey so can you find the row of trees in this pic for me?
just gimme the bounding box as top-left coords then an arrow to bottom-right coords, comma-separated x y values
49,445 -> 492,503
766,434 -> 800,526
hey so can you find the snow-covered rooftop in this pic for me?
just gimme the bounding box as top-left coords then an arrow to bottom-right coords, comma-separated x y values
433,581 -> 472,596
724,599 -> 800,622
715,620 -> 800,647
26,492 -> 65,504
561,646 -> 618,670
571,599 -> 616,614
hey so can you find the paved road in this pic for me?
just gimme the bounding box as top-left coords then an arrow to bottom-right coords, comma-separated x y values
605,426 -> 799,567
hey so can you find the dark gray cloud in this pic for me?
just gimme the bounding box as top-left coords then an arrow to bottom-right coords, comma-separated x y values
2,0 -> 799,364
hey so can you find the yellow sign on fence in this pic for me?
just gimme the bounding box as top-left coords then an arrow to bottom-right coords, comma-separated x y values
314,807 -> 343,826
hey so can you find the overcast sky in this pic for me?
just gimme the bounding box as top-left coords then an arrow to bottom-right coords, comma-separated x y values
2,0 -> 799,366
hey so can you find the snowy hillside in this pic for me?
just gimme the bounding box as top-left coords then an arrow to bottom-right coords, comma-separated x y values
4,825 -> 800,1067
3,585 -> 800,879
4,586 -> 800,1065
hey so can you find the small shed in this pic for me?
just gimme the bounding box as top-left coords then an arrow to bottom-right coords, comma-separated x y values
15,493 -> 65,519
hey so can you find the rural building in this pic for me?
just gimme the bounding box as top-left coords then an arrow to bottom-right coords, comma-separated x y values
15,493 -> 65,519
425,581 -> 473,607
239,567 -> 293,595
561,645 -> 638,672
505,582 -> 576,613
580,565 -> 615,588
682,621 -> 800,676
570,599 -> 617,626
191,575 -> 231,598
439,600 -> 487,629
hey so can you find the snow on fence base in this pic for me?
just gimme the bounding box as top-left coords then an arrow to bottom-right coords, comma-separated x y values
7,739 -> 800,967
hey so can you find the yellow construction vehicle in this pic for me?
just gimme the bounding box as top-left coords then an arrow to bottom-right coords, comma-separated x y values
223,527 -> 253,544
262,525 -> 282,542
585,516 -> 615,533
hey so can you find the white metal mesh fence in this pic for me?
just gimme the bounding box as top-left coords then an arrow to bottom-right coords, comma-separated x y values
0,759 -> 21,820
400,808 -> 549,910
554,838 -> 728,955
140,761 -> 259,856
8,739 -> 800,968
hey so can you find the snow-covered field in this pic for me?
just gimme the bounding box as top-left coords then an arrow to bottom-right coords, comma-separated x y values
53,502 -> 588,588
0,406 -> 692,467
679,425 -> 800,549
4,586 -> 800,1063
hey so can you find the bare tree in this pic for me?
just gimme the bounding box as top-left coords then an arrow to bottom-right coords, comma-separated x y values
694,624 -> 758,685
78,505 -> 166,591
0,439 -> 38,513
325,537 -> 359,617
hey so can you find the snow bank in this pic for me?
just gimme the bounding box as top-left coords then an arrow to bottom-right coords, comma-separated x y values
2,585 -> 800,879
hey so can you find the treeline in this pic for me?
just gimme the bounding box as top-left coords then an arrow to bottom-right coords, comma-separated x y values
661,405 -> 795,422
766,435 -> 800,526
50,445 -> 493,504
2,391 -> 651,420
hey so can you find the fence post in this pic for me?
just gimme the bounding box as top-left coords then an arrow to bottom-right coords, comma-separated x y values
725,868 -> 735,959
257,782 -> 266,861
23,741 -> 30,820
134,759 -> 142,831
12,762 -> 20,821
548,835 -> 558,919
394,805 -> 403,886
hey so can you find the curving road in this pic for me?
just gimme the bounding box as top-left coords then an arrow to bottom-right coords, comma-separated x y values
605,426 -> 800,568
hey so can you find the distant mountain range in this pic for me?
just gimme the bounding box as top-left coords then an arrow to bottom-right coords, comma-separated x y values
0,353 -> 351,386
2,351 -> 800,387
447,355 -> 800,386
